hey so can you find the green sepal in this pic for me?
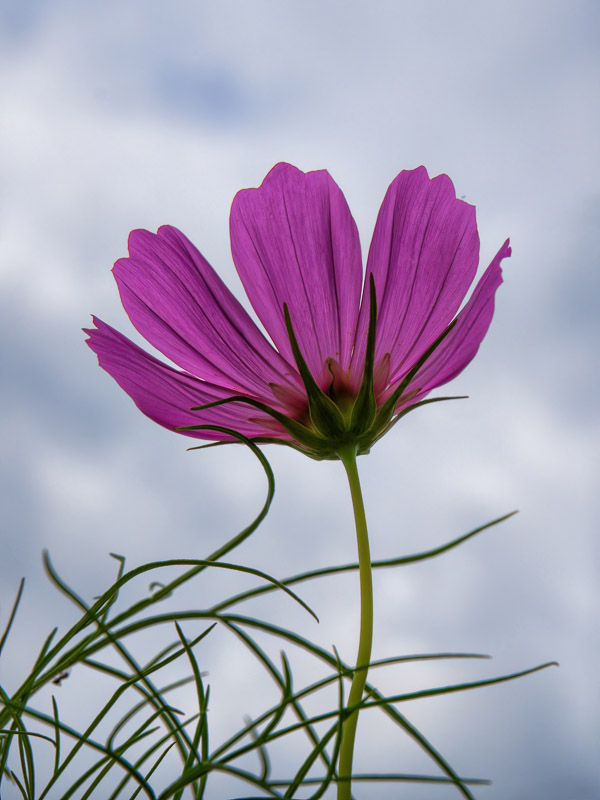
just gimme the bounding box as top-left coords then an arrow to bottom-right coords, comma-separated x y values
368,396 -> 468,448
179,306 -> 464,461
283,304 -> 347,439
370,319 -> 458,437
187,436 -> 328,461
349,274 -> 378,434
181,396 -> 326,452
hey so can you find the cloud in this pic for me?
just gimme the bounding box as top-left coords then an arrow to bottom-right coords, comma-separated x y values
0,1 -> 598,798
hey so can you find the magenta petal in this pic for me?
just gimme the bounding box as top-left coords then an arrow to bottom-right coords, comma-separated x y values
113,226 -> 300,397
395,239 -> 511,406
230,163 -> 362,385
84,317 -> 292,441
350,167 -> 480,386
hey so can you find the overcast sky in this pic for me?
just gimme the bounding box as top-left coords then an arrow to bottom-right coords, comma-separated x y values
1,1 -> 599,798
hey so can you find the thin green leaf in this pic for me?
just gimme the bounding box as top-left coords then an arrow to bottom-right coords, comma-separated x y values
108,713 -> 202,800
35,652 -> 183,800
0,729 -> 55,747
51,696 -> 60,775
247,661 -> 558,752
196,684 -> 210,800
365,661 -> 559,708
130,742 -> 177,800
282,721 -> 339,799
77,723 -> 163,800
214,623 -> 332,777
271,773 -> 490,786
0,579 -> 25,658
0,701 -> 15,785
211,511 -> 518,613
31,629 -> 58,675
243,715 -> 271,783
284,651 -> 346,800
207,614 -> 487,798
173,622 -> 205,800
7,768 -> 28,800
158,761 -> 284,799
16,717 -> 35,800
100,553 -> 127,624
100,633 -> 212,752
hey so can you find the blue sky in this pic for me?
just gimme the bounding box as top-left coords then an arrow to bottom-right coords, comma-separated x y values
1,2 -> 599,798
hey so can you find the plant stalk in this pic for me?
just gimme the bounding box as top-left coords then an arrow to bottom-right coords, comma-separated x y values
336,445 -> 373,800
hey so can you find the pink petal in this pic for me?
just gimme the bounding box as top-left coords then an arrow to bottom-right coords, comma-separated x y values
230,163 -> 362,386
113,226 -> 301,399
395,239 -> 511,406
350,167 -> 480,387
84,317 -> 292,442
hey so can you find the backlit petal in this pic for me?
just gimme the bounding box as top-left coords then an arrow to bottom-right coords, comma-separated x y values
113,226 -> 301,399
351,167 -> 480,387
394,239 -> 511,406
230,163 -> 362,385
84,317 -> 292,441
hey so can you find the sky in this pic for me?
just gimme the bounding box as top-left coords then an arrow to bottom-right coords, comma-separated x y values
0,1 -> 599,798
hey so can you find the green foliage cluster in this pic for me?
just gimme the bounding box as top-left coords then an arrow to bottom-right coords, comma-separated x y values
0,438 -> 554,799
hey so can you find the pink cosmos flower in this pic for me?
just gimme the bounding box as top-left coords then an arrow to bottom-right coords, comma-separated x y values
85,163 -> 510,460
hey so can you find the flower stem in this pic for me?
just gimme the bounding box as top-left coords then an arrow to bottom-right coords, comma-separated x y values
336,445 -> 373,800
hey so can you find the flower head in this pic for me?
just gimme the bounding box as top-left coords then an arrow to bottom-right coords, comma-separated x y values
85,164 -> 510,459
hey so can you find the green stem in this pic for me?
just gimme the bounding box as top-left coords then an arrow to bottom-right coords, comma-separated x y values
336,445 -> 373,800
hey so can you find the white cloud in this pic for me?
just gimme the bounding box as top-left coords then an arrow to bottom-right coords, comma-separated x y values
1,1 -> 598,797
